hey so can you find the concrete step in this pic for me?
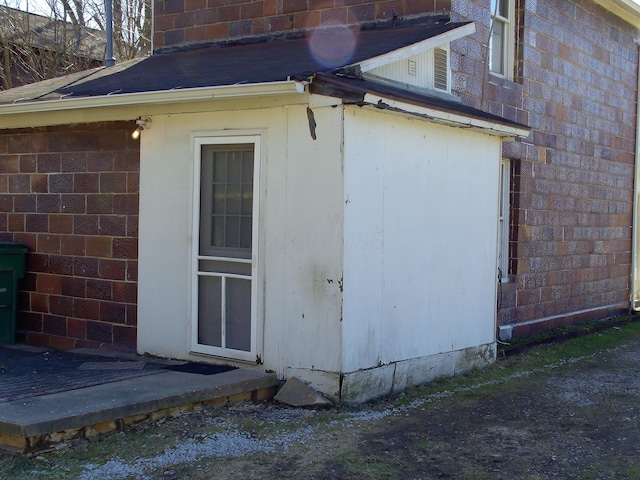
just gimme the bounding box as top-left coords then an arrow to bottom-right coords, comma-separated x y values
0,368 -> 279,453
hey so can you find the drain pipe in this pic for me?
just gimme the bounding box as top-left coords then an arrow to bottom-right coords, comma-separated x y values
631,40 -> 640,311
104,0 -> 116,67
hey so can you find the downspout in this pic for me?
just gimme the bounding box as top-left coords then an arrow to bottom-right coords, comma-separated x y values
104,0 -> 116,67
631,40 -> 640,311
151,0 -> 155,54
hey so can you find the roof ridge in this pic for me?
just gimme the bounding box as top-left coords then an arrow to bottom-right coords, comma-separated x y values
153,12 -> 453,56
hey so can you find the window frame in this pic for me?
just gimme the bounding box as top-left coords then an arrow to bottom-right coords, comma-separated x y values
489,0 -> 516,80
498,158 -> 511,283
191,133 -> 263,363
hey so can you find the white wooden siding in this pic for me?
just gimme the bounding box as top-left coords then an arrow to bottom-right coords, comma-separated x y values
367,47 -> 449,93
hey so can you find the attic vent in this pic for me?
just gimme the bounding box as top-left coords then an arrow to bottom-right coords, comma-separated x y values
408,59 -> 417,76
433,47 -> 448,91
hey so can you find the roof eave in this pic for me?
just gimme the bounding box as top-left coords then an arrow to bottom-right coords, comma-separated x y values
0,80 -> 306,116
592,0 -> 640,27
354,22 -> 476,73
362,93 -> 531,138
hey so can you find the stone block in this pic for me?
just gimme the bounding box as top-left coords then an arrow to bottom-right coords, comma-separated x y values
274,377 -> 333,407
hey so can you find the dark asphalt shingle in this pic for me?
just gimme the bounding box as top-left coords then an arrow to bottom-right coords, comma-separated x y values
59,21 -> 469,97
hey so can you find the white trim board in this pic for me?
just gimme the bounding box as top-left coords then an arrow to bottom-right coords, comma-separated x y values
354,23 -> 476,73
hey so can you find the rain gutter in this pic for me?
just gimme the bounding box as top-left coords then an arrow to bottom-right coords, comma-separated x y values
0,81 -> 306,116
362,93 -> 531,138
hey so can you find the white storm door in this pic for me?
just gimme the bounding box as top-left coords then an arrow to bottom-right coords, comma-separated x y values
192,138 -> 260,362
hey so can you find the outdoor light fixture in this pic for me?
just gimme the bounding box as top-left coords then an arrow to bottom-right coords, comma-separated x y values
131,117 -> 151,140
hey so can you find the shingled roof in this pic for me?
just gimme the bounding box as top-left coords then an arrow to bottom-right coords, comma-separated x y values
0,5 -> 106,61
0,15 -> 528,133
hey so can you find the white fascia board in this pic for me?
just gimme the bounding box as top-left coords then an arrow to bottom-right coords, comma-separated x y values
0,81 -> 306,116
592,0 -> 640,27
363,93 -> 530,138
355,22 -> 476,73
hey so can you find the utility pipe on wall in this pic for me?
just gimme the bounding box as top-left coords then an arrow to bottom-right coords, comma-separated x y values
104,0 -> 116,67
630,40 -> 640,311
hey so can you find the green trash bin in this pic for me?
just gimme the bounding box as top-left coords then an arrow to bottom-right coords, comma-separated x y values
0,241 -> 29,344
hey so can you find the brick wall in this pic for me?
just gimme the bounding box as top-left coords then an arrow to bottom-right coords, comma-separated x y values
0,122 -> 140,351
153,0 -> 451,49
452,0 -> 637,335
3,0 -> 635,350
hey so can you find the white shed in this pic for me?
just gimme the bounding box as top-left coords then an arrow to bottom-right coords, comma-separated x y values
128,23 -> 528,402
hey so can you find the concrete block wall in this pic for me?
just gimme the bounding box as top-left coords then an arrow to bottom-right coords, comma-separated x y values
451,0 -> 637,335
2,0 -> 635,351
0,122 -> 140,350
152,0 -> 451,49
153,0 -> 638,337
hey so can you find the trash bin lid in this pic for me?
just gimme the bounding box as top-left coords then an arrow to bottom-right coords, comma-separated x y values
0,241 -> 29,254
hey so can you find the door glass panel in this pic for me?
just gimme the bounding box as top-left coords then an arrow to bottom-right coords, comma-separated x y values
199,259 -> 251,276
225,277 -> 252,351
213,153 -> 226,181
198,276 -> 222,347
200,145 -> 254,258
226,183 -> 241,215
241,183 -> 253,215
240,217 -> 252,249
212,184 -> 225,217
242,153 -> 254,183
227,152 -> 242,182
225,216 -> 240,247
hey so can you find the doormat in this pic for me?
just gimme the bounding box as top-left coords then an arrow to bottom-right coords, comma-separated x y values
162,363 -> 237,375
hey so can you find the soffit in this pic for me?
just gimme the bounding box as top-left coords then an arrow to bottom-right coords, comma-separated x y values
592,0 -> 640,28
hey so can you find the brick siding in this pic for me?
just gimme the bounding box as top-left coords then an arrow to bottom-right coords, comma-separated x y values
2,0 -> 637,350
153,0 -> 452,49
451,0 -> 637,333
152,0 -> 638,336
0,122 -> 139,351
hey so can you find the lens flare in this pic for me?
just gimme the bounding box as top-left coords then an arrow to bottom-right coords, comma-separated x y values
308,24 -> 357,69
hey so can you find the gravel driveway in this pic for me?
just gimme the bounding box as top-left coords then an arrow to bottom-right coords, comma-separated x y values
2,318 -> 640,479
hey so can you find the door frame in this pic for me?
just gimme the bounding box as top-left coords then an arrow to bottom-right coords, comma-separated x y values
190,132 -> 264,363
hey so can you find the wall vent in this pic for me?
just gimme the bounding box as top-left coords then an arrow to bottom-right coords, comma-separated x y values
433,47 -> 448,91
408,59 -> 417,76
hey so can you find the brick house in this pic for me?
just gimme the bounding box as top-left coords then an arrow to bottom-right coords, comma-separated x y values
0,6 -> 106,90
0,0 -> 638,402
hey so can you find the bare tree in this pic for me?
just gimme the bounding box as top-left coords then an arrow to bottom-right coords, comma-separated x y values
93,0 -> 151,60
0,0 -> 150,90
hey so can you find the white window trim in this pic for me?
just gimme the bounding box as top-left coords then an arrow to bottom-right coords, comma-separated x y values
489,0 -> 516,80
190,133 -> 263,363
498,158 -> 511,283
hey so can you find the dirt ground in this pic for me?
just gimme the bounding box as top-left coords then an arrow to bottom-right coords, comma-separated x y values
3,320 -> 640,479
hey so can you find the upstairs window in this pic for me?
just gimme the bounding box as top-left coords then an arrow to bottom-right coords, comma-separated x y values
490,0 -> 515,79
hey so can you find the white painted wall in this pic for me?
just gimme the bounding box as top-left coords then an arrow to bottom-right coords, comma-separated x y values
137,95 -> 502,400
137,100 -> 344,376
341,106 -> 500,373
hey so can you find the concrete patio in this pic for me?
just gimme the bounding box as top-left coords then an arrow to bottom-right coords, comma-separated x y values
0,344 -> 279,453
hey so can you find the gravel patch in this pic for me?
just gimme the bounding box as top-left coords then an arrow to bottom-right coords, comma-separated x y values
78,426 -> 316,480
